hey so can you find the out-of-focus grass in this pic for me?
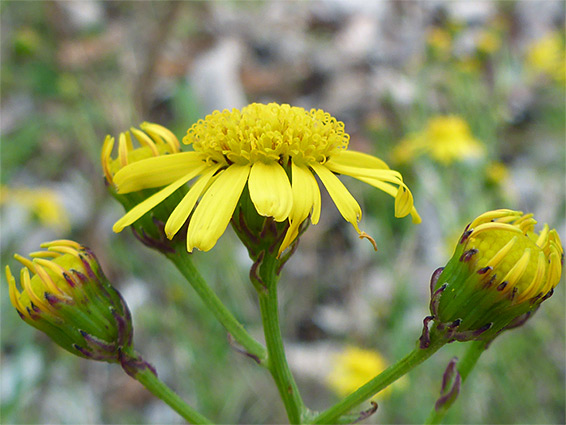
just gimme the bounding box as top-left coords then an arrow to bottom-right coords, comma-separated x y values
1,2 -> 564,424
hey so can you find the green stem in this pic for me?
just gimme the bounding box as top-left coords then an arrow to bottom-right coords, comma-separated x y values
425,340 -> 487,425
256,252 -> 306,424
133,364 -> 212,424
313,338 -> 447,424
167,250 -> 267,364
120,348 -> 212,424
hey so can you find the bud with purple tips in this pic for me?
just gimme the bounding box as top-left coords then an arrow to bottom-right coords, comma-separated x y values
421,209 -> 563,347
6,240 -> 134,362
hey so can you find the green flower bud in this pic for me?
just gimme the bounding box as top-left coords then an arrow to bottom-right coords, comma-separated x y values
421,209 -> 563,346
101,123 -> 188,252
6,240 -> 134,362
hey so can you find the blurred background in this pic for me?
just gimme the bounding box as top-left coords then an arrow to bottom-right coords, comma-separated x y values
1,1 -> 564,423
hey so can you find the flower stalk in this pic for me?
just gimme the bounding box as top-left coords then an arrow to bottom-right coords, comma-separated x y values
119,346 -> 213,424
165,246 -> 268,365
312,336 -> 447,424
253,250 -> 306,424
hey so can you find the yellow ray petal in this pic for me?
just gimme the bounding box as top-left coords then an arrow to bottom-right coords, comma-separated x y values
544,249 -> 562,294
350,175 -> 421,223
248,161 -> 293,222
279,223 -> 300,257
113,167 -> 205,233
394,186 -> 414,218
294,162 -> 321,224
101,135 -> 115,182
520,251 -> 547,301
21,267 -> 56,314
6,266 -> 29,319
325,160 -> 404,185
187,164 -> 251,252
130,127 -> 159,156
113,152 -> 204,193
164,165 -> 221,239
140,122 -> 180,151
118,132 -> 130,167
311,163 -> 362,233
41,239 -> 82,250
278,162 -> 321,256
327,150 -> 391,170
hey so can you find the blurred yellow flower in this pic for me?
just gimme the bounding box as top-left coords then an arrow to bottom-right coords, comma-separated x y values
0,186 -> 70,231
427,27 -> 452,57
477,30 -> 501,55
526,32 -> 566,84
393,116 -> 485,165
456,58 -> 482,74
112,103 -> 420,255
485,161 -> 509,185
327,346 -> 395,399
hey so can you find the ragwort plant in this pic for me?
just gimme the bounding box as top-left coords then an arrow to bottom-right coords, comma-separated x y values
6,103 -> 563,424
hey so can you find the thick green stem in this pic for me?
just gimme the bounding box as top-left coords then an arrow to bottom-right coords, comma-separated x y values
425,340 -> 487,425
166,250 -> 267,364
313,338 -> 447,424
256,252 -> 306,424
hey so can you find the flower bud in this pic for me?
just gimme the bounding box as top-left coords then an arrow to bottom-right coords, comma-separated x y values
6,240 -> 133,362
422,209 -> 563,345
101,123 -> 187,252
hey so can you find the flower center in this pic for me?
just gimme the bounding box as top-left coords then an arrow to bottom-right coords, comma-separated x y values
183,103 -> 349,166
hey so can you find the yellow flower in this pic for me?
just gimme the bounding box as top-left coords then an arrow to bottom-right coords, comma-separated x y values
0,186 -> 70,231
526,31 -> 566,83
326,347 -> 394,399
393,116 -> 484,165
112,103 -> 420,255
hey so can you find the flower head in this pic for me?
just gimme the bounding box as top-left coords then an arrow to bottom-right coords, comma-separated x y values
0,186 -> 70,231
423,210 -> 563,344
102,123 -> 186,253
112,103 -> 420,255
393,116 -> 484,165
6,240 -> 133,362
